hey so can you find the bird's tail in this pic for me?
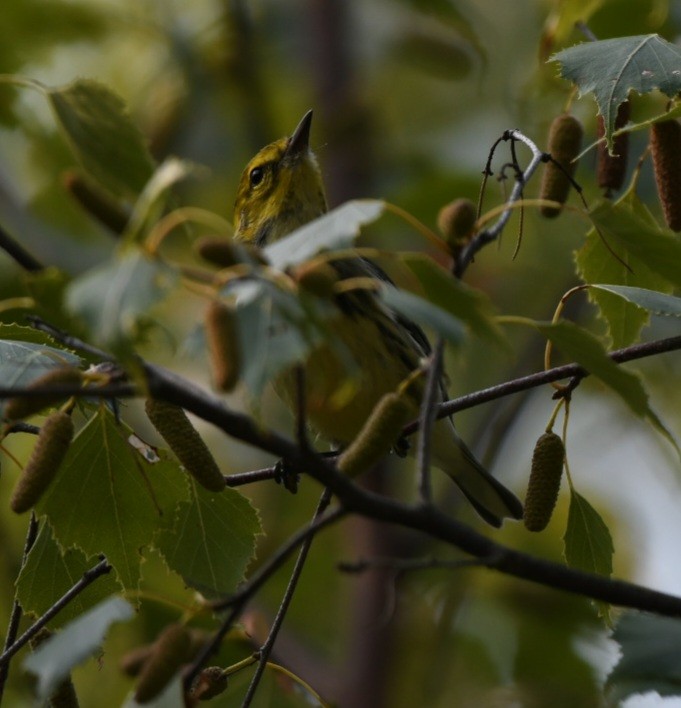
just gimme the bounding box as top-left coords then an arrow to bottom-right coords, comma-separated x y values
430,419 -> 523,527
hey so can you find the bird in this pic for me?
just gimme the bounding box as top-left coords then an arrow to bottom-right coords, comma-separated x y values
232,110 -> 523,527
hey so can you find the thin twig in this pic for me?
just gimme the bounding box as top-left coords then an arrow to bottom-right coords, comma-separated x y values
456,129 -> 546,277
183,504 -> 346,691
224,467 -> 279,487
26,316 -> 114,362
0,515 -> 39,703
338,555 -> 498,574
0,224 -> 43,273
417,339 -> 444,502
241,487 -> 333,707
2,422 -> 40,436
294,365 -> 309,450
402,333 -> 681,435
0,557 -> 112,669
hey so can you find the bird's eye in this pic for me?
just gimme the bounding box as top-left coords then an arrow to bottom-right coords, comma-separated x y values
249,166 -> 264,187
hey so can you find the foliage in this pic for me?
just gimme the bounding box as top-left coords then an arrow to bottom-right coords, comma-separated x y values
1,2 -> 681,706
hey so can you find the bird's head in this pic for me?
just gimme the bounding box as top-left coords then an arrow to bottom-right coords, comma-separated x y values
234,110 -> 328,246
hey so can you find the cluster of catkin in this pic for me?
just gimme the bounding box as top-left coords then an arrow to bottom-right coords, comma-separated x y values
539,101 -> 681,231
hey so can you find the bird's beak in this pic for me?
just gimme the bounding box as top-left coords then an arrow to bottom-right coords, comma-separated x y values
285,110 -> 313,157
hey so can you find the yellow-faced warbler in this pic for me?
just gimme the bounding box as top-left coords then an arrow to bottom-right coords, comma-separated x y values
233,111 -> 522,526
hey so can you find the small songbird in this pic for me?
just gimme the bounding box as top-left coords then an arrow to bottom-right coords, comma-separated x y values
233,111 -> 523,526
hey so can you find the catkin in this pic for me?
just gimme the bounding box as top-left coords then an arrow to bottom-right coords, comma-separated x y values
10,411 -> 74,513
597,101 -> 630,196
195,236 -> 240,268
437,198 -> 477,254
47,677 -> 80,708
523,431 -> 565,532
191,666 -> 229,701
134,624 -> 191,704
295,260 -> 339,299
119,644 -> 154,677
145,399 -> 226,492
3,367 -> 82,422
121,629 -> 208,678
650,119 -> 681,231
62,169 -> 130,234
204,300 -> 240,392
539,114 -> 584,217
338,393 -> 412,477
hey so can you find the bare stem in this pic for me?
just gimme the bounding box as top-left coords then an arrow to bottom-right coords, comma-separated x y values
456,129 -> 546,277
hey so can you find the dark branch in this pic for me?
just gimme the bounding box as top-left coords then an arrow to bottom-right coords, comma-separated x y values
0,515 -> 39,700
241,488 -> 333,706
0,557 -> 112,669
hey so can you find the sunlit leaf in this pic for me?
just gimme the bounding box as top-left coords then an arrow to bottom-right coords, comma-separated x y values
16,523 -> 121,626
607,613 -> 681,703
37,407 -> 189,589
551,35 -> 681,149
47,79 -> 155,198
156,481 -> 261,599
23,596 -> 134,700
265,200 -> 385,269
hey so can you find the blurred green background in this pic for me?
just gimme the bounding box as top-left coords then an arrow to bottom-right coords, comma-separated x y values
1,1 -> 681,706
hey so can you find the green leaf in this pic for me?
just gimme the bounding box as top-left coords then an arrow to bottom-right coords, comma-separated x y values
227,278 -> 339,400
379,285 -> 464,346
588,198 -> 681,290
398,253 -> 505,346
16,523 -> 121,626
589,284 -> 681,317
0,332 -> 81,417
65,248 -> 178,350
46,79 -> 155,199
23,596 -> 134,700
575,192 -> 672,348
563,489 -> 613,621
37,407 -> 190,589
538,320 -> 649,416
264,199 -> 385,269
539,319 -> 679,458
156,481 -> 260,599
563,489 -> 613,576
551,35 -> 681,149
607,613 -> 681,703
